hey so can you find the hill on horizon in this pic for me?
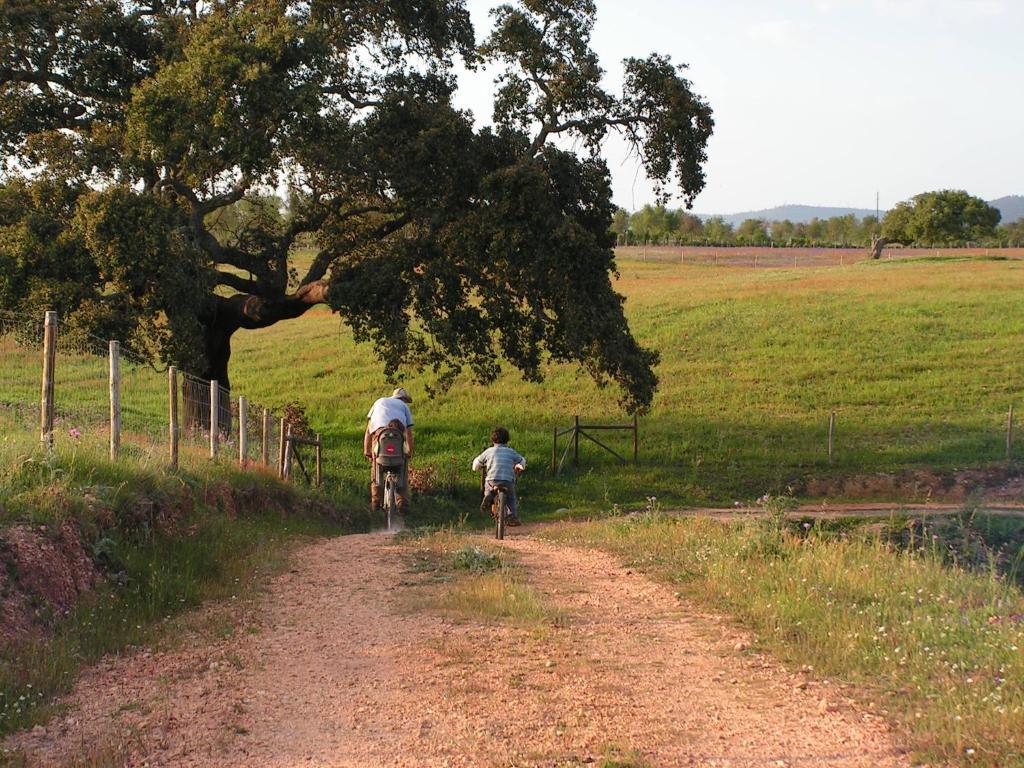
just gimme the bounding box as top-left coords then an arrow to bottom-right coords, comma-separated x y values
697,196 -> 1023,226
990,196 -> 1024,224
698,205 -> 879,226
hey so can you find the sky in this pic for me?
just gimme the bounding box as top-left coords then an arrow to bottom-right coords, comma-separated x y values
452,0 -> 1024,215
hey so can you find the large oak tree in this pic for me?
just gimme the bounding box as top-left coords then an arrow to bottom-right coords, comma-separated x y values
869,189 -> 1001,258
0,0 -> 713,417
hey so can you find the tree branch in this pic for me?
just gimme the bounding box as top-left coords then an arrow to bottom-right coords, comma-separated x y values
323,85 -> 382,110
196,174 -> 253,216
215,270 -> 263,295
280,202 -> 383,255
0,66 -> 123,105
528,114 -> 644,156
220,280 -> 330,331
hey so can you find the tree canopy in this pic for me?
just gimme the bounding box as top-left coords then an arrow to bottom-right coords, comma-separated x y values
612,196 -> 1020,251
882,190 -> 1001,247
0,0 -> 715,412
611,205 -> 881,248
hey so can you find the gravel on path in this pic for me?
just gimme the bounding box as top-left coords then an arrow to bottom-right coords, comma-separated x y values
6,530 -> 911,767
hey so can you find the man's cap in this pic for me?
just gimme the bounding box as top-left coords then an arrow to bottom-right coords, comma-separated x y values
392,387 -> 413,403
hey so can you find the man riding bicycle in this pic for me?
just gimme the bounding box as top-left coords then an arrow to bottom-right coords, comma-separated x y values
364,387 -> 414,512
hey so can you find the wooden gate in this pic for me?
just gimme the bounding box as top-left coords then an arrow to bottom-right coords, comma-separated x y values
551,415 -> 638,475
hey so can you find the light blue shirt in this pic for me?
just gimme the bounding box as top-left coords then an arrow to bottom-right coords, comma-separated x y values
472,445 -> 526,484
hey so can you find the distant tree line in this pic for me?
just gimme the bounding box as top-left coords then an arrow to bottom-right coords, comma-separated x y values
613,191 -> 1024,249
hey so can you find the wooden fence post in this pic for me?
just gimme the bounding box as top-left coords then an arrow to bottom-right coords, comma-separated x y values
633,413 -> 639,462
283,424 -> 293,480
109,340 -> 120,461
262,408 -> 270,465
315,433 -> 322,488
278,417 -> 287,477
40,310 -> 57,447
828,411 -> 836,464
573,415 -> 580,467
168,366 -> 179,468
238,396 -> 248,467
210,380 -> 219,459
1007,404 -> 1015,462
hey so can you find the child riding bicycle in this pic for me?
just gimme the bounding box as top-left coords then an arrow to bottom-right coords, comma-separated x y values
471,427 -> 526,526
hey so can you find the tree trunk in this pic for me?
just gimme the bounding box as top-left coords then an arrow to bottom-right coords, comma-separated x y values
869,236 -> 888,260
183,315 -> 234,436
180,285 -> 329,435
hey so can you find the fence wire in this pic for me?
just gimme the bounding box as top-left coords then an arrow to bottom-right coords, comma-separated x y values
0,311 -> 43,432
1,312 -> 306,476
53,329 -> 110,454
616,245 -> 1024,269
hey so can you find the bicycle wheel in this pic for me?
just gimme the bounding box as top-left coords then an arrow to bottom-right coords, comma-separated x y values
495,489 -> 506,540
384,472 -> 397,530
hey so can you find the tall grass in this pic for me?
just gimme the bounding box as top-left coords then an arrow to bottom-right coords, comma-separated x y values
541,515 -> 1024,765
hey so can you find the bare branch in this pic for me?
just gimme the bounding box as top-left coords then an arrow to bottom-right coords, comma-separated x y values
195,174 -> 253,216
323,85 -> 382,110
215,270 -> 263,295
0,66 -> 124,105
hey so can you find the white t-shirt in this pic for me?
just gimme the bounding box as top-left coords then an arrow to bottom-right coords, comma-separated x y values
366,397 -> 414,432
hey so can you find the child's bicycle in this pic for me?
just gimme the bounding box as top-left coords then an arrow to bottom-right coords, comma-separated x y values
482,467 -> 524,540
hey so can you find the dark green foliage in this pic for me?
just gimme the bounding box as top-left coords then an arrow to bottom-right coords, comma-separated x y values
0,0 -> 713,409
883,190 -> 1002,246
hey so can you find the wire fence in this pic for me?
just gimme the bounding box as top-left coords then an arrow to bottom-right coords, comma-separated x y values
617,245 -> 1024,269
0,310 -> 321,484
0,311 -> 42,431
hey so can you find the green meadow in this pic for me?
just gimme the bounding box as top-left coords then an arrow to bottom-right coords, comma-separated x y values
4,255 -> 1024,518
227,255 -> 1024,517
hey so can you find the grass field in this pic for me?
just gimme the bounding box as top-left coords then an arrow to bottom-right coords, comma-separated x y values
224,255 -> 1024,519
5,255 -> 1024,519
620,244 -> 1024,268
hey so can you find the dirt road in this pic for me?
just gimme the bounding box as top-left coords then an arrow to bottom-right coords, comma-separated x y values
7,531 -> 910,767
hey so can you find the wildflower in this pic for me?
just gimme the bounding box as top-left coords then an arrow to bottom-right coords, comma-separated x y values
68,427 -> 81,440
802,522 -> 811,530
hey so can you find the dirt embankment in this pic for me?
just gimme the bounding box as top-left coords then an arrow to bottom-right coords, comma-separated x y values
6,530 -> 911,767
0,479 -> 336,650
0,520 -> 100,646
797,466 -> 1024,504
